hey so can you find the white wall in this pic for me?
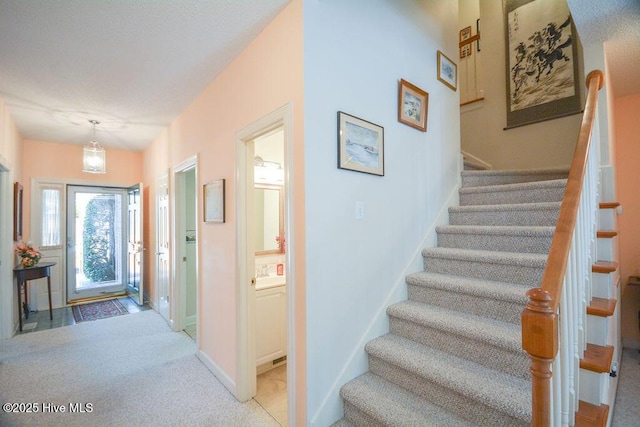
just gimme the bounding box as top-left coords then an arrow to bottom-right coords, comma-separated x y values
460,0 -> 583,169
303,1 -> 460,424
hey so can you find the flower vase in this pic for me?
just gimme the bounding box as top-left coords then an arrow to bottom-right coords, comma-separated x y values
22,258 -> 38,268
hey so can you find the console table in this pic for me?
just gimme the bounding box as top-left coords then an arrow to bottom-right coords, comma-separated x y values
14,262 -> 56,332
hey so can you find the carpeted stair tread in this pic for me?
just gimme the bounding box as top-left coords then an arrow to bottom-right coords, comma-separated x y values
387,300 -> 521,353
462,168 -> 569,187
422,247 -> 547,287
406,272 -> 528,324
449,201 -> 562,226
436,225 -> 555,253
406,271 -> 528,303
436,224 -> 555,237
459,179 -> 567,206
365,334 -> 531,423
422,247 -> 547,268
330,417 -> 356,427
340,372 -> 474,427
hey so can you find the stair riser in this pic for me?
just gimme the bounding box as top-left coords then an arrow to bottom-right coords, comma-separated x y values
579,370 -> 609,406
449,208 -> 560,227
423,257 -> 544,288
592,273 -> 614,299
389,317 -> 530,379
368,356 -> 529,426
598,209 -> 617,230
343,401 -> 382,427
597,237 -> 617,263
438,232 -> 552,254
587,315 -> 612,347
462,173 -> 568,188
407,284 -> 524,324
460,187 -> 565,206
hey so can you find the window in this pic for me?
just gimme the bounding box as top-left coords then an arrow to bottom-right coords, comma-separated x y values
41,188 -> 61,247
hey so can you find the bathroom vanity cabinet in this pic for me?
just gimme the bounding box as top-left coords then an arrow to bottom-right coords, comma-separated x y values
256,284 -> 287,366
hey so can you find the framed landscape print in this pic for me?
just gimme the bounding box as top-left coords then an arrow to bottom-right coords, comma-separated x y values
437,51 -> 457,91
337,112 -> 384,176
398,79 -> 429,132
504,0 -> 582,128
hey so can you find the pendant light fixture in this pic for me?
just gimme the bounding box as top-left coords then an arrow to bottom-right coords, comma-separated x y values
83,119 -> 106,174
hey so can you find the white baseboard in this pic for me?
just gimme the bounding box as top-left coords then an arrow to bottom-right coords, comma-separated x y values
197,349 -> 237,398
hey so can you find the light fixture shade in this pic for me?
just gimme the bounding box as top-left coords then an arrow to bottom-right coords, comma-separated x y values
83,143 -> 106,174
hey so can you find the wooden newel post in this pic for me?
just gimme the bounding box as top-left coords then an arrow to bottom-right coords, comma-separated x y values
522,287 -> 558,427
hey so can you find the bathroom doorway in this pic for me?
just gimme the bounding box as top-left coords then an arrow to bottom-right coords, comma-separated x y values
235,104 -> 295,425
253,128 -> 287,425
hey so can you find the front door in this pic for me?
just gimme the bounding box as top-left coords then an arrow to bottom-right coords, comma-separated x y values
66,186 -> 128,302
127,183 -> 144,305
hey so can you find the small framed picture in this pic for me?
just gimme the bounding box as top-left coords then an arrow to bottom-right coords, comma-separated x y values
337,112 -> 384,176
459,26 -> 472,58
437,50 -> 457,91
398,79 -> 429,132
204,179 -> 225,223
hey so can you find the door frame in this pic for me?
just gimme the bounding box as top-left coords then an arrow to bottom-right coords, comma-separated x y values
66,185 -> 129,302
235,103 -> 296,423
0,155 -> 14,338
172,155 -> 198,333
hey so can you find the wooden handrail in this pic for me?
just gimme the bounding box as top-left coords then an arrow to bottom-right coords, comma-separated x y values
522,69 -> 605,426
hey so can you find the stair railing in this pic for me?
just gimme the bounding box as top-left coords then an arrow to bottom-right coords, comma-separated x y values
522,70 -> 605,426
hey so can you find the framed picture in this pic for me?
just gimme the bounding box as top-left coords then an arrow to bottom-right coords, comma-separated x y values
460,26 -> 472,58
437,50 -> 457,91
204,179 -> 225,223
398,79 -> 429,132
504,0 -> 581,128
337,112 -> 384,176
13,182 -> 23,241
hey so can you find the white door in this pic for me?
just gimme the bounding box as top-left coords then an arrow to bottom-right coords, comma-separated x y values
66,186 -> 128,302
127,183 -> 144,305
156,174 -> 171,322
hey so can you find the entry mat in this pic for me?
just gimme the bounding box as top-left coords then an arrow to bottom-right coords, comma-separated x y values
72,299 -> 129,323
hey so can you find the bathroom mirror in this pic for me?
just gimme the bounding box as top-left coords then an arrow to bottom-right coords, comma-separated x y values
255,184 -> 284,255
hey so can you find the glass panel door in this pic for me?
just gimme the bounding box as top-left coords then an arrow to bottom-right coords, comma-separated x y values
67,186 -> 127,302
127,183 -> 144,305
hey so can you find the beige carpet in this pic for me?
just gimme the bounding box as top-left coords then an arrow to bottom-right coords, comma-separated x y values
0,310 -> 278,426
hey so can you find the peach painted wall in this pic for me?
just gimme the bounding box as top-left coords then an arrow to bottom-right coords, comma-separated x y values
0,96 -> 24,338
614,93 -> 640,348
21,139 -> 143,243
142,2 -> 305,422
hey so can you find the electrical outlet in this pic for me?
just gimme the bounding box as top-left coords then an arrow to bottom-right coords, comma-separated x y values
355,201 -> 365,219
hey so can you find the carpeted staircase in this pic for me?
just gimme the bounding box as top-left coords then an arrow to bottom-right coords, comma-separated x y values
336,168 -> 570,426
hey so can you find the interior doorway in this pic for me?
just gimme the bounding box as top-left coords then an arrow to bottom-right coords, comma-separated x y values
173,157 -> 198,339
236,104 -> 295,425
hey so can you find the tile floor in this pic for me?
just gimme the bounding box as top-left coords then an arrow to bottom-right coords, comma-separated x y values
18,296 -> 150,334
254,364 -> 287,426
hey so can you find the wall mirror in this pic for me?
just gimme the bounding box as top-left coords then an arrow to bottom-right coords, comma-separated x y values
255,183 -> 284,255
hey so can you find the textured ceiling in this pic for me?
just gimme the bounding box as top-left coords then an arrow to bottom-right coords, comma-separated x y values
0,0 -> 290,151
0,1 -> 636,152
568,0 -> 640,98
